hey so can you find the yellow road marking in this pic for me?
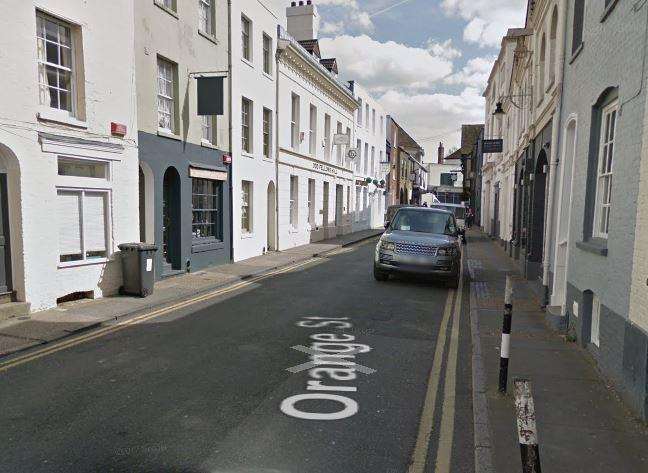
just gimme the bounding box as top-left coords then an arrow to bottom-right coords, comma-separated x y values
434,261 -> 464,472
0,256 -> 323,373
408,288 -> 455,473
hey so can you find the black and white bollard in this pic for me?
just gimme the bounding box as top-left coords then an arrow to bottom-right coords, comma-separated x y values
498,275 -> 513,393
514,379 -> 542,473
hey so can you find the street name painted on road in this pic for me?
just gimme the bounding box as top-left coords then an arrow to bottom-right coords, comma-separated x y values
280,317 -> 375,421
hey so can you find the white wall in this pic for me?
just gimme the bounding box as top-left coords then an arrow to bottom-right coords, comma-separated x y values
0,0 -> 139,310
350,82 -> 386,231
231,0 -> 283,261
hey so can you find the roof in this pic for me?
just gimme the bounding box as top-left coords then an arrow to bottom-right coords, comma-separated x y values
298,39 -> 321,59
320,58 -> 338,74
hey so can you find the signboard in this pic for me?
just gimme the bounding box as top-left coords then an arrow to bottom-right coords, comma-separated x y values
347,148 -> 358,160
333,133 -> 350,146
313,162 -> 338,175
380,162 -> 390,174
482,139 -> 503,154
197,77 -> 225,116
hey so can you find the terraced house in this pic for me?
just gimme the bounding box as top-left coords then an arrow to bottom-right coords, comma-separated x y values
483,0 -> 648,420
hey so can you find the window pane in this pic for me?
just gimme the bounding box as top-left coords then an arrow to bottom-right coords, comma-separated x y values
58,158 -> 108,178
84,192 -> 107,254
58,191 -> 82,261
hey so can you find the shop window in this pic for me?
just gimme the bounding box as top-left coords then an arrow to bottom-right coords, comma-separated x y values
192,178 -> 223,241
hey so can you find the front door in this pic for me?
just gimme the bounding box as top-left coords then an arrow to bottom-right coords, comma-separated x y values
322,182 -> 329,226
335,184 -> 343,226
0,174 -> 12,294
162,167 -> 182,272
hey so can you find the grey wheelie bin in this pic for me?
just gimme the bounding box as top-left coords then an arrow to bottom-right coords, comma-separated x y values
118,243 -> 158,297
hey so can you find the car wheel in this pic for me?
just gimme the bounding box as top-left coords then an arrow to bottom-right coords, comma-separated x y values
373,266 -> 389,281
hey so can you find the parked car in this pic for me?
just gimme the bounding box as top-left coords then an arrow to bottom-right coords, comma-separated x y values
384,204 -> 413,228
374,207 -> 462,288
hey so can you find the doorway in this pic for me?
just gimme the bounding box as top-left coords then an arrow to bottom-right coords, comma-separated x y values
529,150 -> 548,277
162,167 -> 182,272
322,182 -> 329,227
267,181 -> 276,251
335,184 -> 343,226
552,120 -> 577,310
493,183 -> 500,239
0,173 -> 12,295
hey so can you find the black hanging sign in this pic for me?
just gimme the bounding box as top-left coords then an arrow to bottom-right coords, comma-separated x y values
482,139 -> 503,154
197,77 -> 225,116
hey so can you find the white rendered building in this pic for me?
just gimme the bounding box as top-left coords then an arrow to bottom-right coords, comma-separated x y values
348,82 -> 387,231
231,0 -> 284,260
0,1 -> 139,312
276,2 -> 358,249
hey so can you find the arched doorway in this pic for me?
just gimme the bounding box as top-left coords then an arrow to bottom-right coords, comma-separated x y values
267,181 -> 276,251
162,167 -> 181,272
138,163 -> 155,244
552,119 -> 578,310
0,143 -> 23,300
529,150 -> 548,276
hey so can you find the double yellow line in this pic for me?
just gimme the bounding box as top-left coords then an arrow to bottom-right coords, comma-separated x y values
408,257 -> 464,473
0,255 -> 325,374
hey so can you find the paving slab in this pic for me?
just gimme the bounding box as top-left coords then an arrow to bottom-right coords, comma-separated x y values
467,228 -> 648,473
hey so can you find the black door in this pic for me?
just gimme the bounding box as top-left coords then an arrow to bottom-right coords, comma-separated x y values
162,167 -> 182,271
0,173 -> 13,294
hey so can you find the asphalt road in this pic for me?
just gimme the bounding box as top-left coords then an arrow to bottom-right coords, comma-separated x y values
0,238 -> 473,473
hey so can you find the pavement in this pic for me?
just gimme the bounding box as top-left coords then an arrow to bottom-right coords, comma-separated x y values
0,229 -> 382,360
0,231 -> 473,472
466,229 -> 648,473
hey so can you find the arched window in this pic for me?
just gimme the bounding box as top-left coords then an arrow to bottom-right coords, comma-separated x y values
549,8 -> 558,85
538,34 -> 546,104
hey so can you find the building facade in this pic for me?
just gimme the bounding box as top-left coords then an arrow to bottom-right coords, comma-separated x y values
135,0 -> 232,279
348,81 -> 387,231
276,4 -> 358,249
386,116 -> 425,206
0,0 -> 139,312
480,0 -> 648,420
231,0 -> 284,261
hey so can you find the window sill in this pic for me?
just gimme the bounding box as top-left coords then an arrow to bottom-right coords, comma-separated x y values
570,43 -> 584,64
241,57 -> 254,69
201,140 -> 219,150
262,71 -> 274,81
191,239 -> 225,253
157,129 -> 182,141
289,226 -> 299,234
576,238 -> 608,257
601,0 -> 619,23
198,29 -> 218,45
262,156 -> 274,163
154,1 -> 179,19
241,151 -> 255,159
37,110 -> 88,129
58,257 -> 109,269
241,232 -> 254,239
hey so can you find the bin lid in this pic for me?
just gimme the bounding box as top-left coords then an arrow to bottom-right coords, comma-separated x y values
118,243 -> 158,251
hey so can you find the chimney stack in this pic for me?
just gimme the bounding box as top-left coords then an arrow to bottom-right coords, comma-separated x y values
438,142 -> 445,164
287,0 -> 320,41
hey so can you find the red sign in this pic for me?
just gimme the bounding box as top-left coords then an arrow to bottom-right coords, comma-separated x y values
110,122 -> 127,136
222,154 -> 232,164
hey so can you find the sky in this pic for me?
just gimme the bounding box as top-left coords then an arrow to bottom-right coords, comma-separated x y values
315,0 -> 527,161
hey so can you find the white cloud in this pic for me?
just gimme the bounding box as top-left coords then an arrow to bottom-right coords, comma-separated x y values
378,87 -> 485,155
316,0 -> 375,31
445,55 -> 496,90
426,38 -> 462,60
319,35 -> 454,93
320,21 -> 345,35
441,0 -> 526,48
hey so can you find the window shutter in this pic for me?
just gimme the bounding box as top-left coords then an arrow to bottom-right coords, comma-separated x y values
58,191 -> 82,257
84,192 -> 107,252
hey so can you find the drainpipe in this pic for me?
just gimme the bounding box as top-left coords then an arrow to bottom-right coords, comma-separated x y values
275,33 -> 286,251
227,0 -> 234,262
541,0 -> 568,306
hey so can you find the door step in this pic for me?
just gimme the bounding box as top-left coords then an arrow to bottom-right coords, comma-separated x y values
0,302 -> 31,322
